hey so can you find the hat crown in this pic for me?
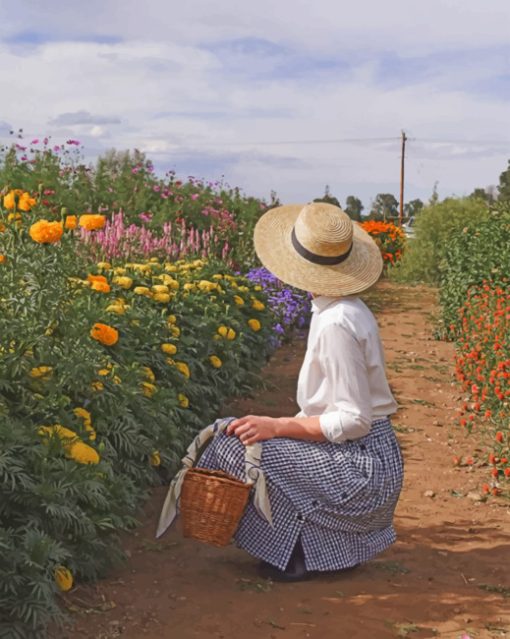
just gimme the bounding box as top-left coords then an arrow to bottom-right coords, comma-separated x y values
294,203 -> 353,258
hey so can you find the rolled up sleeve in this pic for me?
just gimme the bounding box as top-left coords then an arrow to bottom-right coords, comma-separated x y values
317,323 -> 373,442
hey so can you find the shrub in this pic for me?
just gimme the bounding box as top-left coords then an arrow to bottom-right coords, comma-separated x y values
439,204 -> 510,338
359,220 -> 406,267
391,198 -> 489,284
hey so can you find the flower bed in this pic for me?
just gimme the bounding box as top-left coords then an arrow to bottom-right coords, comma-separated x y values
0,195 -> 279,635
359,220 -> 406,267
454,282 -> 510,495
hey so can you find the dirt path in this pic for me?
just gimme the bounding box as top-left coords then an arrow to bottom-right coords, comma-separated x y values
56,282 -> 510,639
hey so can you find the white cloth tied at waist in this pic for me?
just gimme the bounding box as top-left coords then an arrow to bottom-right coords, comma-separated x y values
156,417 -> 273,538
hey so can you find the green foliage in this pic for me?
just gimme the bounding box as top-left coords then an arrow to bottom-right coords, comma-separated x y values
313,185 -> 341,208
404,198 -> 424,217
370,193 -> 398,221
0,205 -> 276,636
344,195 -> 364,221
498,159 -> 510,202
438,203 -> 510,338
390,197 -> 489,284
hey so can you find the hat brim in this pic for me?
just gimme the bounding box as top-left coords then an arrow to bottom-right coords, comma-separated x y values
254,204 -> 383,296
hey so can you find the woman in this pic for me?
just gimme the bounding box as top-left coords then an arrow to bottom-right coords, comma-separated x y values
166,202 -> 403,581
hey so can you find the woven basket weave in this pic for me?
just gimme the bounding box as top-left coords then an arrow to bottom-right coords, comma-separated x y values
180,467 -> 251,547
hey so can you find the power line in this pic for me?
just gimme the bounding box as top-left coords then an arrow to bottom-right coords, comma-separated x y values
204,136 -> 400,147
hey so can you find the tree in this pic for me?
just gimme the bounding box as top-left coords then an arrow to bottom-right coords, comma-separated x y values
498,160 -> 510,202
313,185 -> 341,208
344,196 -> 363,221
371,193 -> 398,221
404,198 -> 424,218
469,187 -> 495,203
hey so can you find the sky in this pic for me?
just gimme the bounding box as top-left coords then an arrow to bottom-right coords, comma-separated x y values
1,0 -> 510,209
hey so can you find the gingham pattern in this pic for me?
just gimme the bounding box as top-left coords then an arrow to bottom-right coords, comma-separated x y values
199,417 -> 403,571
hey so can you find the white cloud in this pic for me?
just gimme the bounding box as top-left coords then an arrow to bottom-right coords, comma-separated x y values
0,0 -> 509,206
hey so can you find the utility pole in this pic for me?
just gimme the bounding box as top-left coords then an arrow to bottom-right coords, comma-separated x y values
399,130 -> 407,226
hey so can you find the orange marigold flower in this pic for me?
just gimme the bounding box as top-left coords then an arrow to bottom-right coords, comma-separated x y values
90,323 -> 119,346
79,214 -> 106,231
29,220 -> 63,244
91,280 -> 111,293
65,215 -> 78,230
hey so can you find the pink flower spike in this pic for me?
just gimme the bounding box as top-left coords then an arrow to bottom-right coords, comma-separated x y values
31,138 -> 39,144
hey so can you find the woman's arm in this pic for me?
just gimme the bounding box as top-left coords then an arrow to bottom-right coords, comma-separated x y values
226,414 -> 325,446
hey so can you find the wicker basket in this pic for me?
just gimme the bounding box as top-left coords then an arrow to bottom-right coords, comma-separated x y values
180,467 -> 252,547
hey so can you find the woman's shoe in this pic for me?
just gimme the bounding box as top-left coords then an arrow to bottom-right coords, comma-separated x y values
258,541 -> 309,582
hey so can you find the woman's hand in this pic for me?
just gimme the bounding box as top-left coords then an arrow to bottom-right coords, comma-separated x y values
226,415 -> 279,446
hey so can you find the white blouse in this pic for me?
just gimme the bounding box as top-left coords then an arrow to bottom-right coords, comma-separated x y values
296,295 -> 398,443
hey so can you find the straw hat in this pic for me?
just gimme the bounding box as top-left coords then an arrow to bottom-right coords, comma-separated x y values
253,202 -> 383,296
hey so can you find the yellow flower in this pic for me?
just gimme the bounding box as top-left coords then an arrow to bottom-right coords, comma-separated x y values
233,295 -> 244,306
91,280 -> 111,293
142,382 -> 156,397
248,319 -> 261,332
79,214 -> 106,231
161,343 -> 177,355
113,267 -> 127,275
151,284 -> 169,294
97,261 -> 111,271
183,282 -> 196,292
175,361 -> 190,378
150,450 -> 161,467
238,286 -> 249,293
133,286 -> 152,297
113,276 -> 133,289
198,280 -> 217,292
142,366 -> 156,382
90,323 -> 119,346
68,440 -> 100,464
254,285 -> 262,291
170,325 -> 181,338
164,262 -> 178,272
98,368 -> 110,376
251,300 -> 265,311
209,355 -> 222,368
38,424 -> 78,443
178,393 -> 189,408
217,325 -> 228,338
113,375 -> 122,385
29,220 -> 63,244
226,328 -> 236,340
73,407 -> 92,426
167,314 -> 177,325
54,566 -> 74,592
154,293 -> 171,303
91,381 -> 104,392
73,407 -> 96,441
106,304 -> 126,314
212,274 -> 223,280
64,215 -> 77,230
7,212 -> 22,224
29,365 -> 53,379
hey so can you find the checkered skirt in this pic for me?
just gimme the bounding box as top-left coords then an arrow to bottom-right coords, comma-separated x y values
199,417 -> 403,571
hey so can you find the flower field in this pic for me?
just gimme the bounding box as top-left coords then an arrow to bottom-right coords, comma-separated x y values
394,198 -> 510,497
0,142 -> 311,638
